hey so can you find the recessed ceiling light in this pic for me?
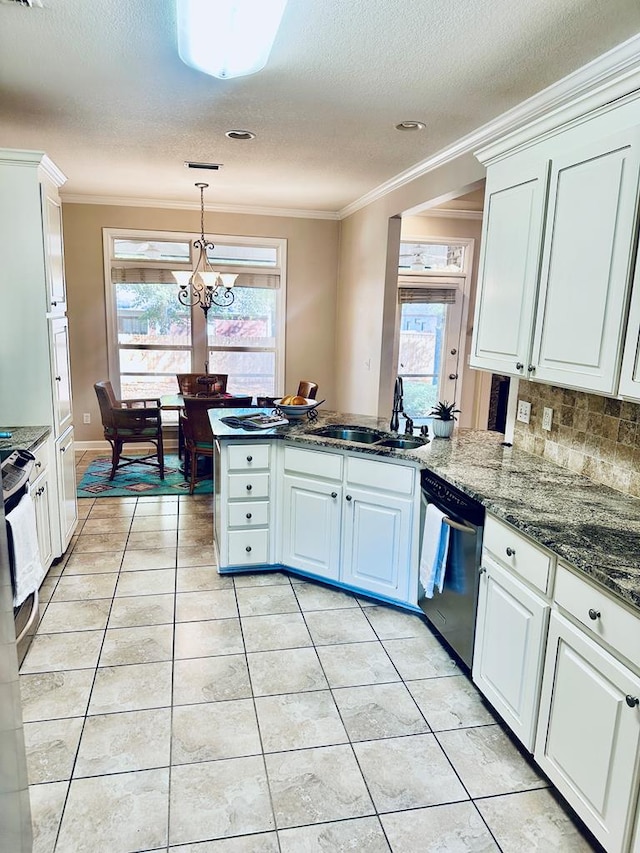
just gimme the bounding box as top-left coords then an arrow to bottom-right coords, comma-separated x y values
225,130 -> 256,141
395,121 -> 426,132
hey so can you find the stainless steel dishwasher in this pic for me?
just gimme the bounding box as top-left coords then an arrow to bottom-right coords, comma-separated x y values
418,469 -> 485,669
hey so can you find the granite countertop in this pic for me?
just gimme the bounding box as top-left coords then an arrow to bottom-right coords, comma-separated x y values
0,425 -> 50,457
211,408 -> 640,612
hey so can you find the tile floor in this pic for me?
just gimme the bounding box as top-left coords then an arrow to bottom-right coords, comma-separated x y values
20,451 -> 601,852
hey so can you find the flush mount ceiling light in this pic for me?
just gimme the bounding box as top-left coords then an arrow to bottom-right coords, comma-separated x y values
177,0 -> 288,80
225,130 -> 256,140
395,121 -> 426,131
173,183 -> 237,318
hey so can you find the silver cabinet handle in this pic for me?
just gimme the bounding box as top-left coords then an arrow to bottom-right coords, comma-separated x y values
626,695 -> 639,708
15,590 -> 39,644
443,517 -> 475,534
506,547 -> 515,557
588,608 -> 601,621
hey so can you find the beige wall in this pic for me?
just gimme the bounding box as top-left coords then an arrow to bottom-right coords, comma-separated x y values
336,152 -> 486,418
62,203 -> 339,442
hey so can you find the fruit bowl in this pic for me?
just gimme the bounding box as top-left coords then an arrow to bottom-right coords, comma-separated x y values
273,397 -> 322,420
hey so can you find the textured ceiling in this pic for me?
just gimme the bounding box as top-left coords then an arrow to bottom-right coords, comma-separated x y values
1,0 -> 640,213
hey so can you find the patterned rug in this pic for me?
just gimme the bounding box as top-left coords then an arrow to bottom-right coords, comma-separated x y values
77,454 -> 213,498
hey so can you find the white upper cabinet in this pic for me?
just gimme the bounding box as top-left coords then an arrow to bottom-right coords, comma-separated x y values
472,98 -> 640,397
532,128 -> 640,393
619,235 -> 640,401
470,157 -> 549,375
42,187 -> 67,313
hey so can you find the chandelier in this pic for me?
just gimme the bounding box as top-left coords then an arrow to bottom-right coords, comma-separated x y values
173,182 -> 236,318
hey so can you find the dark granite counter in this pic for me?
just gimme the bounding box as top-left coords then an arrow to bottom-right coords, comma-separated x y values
0,425 -> 50,458
211,409 -> 640,612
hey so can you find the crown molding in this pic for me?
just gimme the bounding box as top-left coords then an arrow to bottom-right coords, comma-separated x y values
0,148 -> 67,186
421,208 -> 483,221
60,193 -> 340,220
339,32 -> 640,219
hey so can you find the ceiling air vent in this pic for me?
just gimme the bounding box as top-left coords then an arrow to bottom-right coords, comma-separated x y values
184,162 -> 223,171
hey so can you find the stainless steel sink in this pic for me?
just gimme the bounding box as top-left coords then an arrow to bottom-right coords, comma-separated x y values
378,435 -> 428,449
311,425 -> 385,444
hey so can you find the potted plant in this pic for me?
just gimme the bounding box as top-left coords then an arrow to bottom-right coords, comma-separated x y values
429,400 -> 460,438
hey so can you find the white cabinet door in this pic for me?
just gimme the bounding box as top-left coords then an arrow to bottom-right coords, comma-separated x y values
31,471 -> 53,570
473,556 -> 549,751
619,238 -> 640,400
470,157 -> 549,375
56,426 -> 77,552
50,316 -> 73,437
281,474 -> 342,580
535,611 -> 640,853
342,487 -> 412,600
41,187 -> 67,313
531,127 -> 640,393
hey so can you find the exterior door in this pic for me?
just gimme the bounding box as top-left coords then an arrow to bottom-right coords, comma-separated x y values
532,127 -> 640,393
535,611 -> 640,852
342,487 -> 412,600
281,474 -> 342,580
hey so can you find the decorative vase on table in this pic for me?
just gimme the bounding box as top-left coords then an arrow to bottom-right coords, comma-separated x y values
429,401 -> 460,439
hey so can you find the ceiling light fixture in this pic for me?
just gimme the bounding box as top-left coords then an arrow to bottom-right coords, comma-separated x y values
395,121 -> 426,131
225,130 -> 256,140
176,0 -> 288,80
173,183 -> 237,318
184,161 -> 223,170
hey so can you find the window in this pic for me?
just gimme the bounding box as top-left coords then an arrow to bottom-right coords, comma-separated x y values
104,230 -> 286,400
398,240 -> 466,273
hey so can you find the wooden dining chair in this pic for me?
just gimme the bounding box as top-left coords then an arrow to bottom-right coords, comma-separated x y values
176,373 -> 228,396
297,380 -> 318,399
94,380 -> 164,480
181,396 -> 218,494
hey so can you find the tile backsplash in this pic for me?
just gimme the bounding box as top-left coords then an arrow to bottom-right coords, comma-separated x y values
513,380 -> 640,497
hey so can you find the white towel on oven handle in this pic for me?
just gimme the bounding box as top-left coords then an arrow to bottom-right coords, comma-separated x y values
419,502 -> 451,598
7,490 -> 45,607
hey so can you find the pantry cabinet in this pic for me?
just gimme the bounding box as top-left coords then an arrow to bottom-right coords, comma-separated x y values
472,100 -> 640,396
0,149 -> 77,559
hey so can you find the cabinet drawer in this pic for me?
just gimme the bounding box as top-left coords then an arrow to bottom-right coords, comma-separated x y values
284,445 -> 342,480
29,439 -> 50,484
483,516 -> 551,594
228,529 -> 269,565
228,472 -> 270,500
554,563 -> 640,668
227,443 -> 270,471
346,456 -> 414,495
228,501 -> 269,528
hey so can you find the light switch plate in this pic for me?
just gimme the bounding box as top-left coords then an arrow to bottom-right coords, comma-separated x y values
516,400 -> 531,424
542,407 -> 553,431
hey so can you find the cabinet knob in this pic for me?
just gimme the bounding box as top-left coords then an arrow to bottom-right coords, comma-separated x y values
246,484 -> 252,491
515,362 -> 524,371
588,608 -> 601,621
448,373 -> 458,380
625,695 -> 639,708
246,512 -> 252,519
527,364 -> 535,373
55,375 -> 62,381
506,547 -> 515,557
246,455 -> 253,462
60,445 -> 66,453
479,567 -> 486,575
346,494 -> 352,501
331,492 -> 337,499
35,461 -> 42,469
51,301 -> 58,306
245,546 -> 252,553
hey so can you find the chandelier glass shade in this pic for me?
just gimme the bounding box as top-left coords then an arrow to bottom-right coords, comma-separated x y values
173,183 -> 237,318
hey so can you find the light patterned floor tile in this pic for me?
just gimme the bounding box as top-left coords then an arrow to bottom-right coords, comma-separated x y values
381,802 -> 499,852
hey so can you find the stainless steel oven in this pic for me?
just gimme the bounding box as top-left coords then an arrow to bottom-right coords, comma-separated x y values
418,469 -> 484,669
2,449 -> 40,666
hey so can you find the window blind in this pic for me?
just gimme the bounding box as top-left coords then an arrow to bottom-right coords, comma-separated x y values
111,267 -> 280,289
398,287 -> 457,305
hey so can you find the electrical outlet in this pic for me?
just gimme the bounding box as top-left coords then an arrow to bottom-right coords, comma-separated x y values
542,407 -> 553,431
83,413 -> 91,424
516,400 -> 531,424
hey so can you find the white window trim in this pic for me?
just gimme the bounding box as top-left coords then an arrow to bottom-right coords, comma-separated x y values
103,227 -> 287,399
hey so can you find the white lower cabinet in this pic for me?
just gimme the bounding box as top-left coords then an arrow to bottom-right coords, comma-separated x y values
31,471 -> 54,570
56,426 -> 78,553
341,485 -> 412,600
473,555 -> 549,750
534,611 -> 640,853
281,474 -> 342,579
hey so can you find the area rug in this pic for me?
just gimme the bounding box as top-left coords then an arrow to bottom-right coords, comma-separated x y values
77,454 -> 213,498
